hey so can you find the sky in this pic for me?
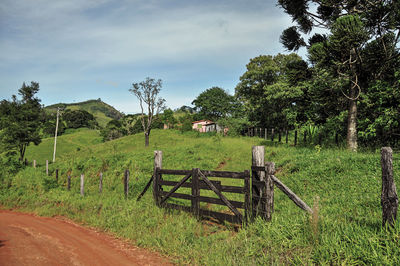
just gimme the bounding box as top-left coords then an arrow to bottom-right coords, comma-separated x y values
0,0 -> 302,114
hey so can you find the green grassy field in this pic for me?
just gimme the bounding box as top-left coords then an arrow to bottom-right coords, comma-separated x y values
1,129 -> 400,265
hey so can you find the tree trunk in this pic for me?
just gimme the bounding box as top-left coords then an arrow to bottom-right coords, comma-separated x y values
145,131 -> 150,147
346,88 -> 358,152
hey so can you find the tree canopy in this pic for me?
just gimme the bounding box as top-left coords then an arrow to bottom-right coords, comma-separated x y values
192,86 -> 241,121
0,82 -> 43,161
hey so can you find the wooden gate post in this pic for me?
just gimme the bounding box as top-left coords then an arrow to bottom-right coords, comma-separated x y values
381,147 -> 398,227
33,160 -> 36,168
124,169 -> 130,199
265,162 -> 275,218
46,160 -> 49,176
153,151 -> 163,206
192,168 -> 200,218
80,174 -> 84,196
99,172 -> 103,193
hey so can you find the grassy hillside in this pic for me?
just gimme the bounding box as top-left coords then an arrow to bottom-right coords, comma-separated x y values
45,99 -> 123,127
1,129 -> 400,264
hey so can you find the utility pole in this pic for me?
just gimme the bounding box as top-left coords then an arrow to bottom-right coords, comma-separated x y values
53,107 -> 60,163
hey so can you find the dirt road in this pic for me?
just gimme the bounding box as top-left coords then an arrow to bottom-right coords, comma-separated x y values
0,210 -> 172,266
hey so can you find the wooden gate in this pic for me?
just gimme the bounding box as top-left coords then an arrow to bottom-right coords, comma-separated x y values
153,168 -> 250,224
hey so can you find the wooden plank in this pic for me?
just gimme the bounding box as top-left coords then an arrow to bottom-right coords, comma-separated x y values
200,170 -> 246,179
137,175 -> 154,201
153,151 -> 162,206
159,172 -> 192,205
271,175 -> 312,214
199,170 -> 243,222
265,162 -> 275,219
124,169 -> 129,199
252,146 -> 265,219
199,209 -> 241,224
159,169 -> 191,175
381,147 -> 398,227
80,174 -> 84,196
192,168 -> 200,217
244,170 -> 251,222
160,180 -> 244,194
162,204 -> 242,224
198,196 -> 244,209
160,191 -> 192,201
99,172 -> 103,193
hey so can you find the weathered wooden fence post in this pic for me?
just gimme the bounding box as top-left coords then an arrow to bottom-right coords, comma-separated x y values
99,172 -> 103,193
381,147 -> 398,227
55,169 -> 59,182
244,170 -> 251,222
46,160 -> 49,176
124,169 -> 130,199
271,128 -> 275,142
294,130 -> 298,146
192,168 -> 200,218
153,151 -> 163,206
33,160 -> 36,168
265,162 -> 275,218
67,175 -> 71,191
80,174 -> 84,196
265,128 -> 267,140
252,146 -> 266,218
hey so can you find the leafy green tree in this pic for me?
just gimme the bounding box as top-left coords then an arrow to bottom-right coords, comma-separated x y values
235,54 -> 310,130
0,82 -> 43,161
161,109 -> 177,129
278,0 -> 400,151
192,87 -> 240,121
129,77 -> 166,147
100,119 -> 126,141
63,109 -> 98,129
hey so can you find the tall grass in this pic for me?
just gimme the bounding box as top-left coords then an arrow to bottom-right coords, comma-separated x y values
1,129 -> 400,264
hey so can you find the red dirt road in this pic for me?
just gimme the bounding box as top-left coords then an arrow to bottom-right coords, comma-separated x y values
0,210 -> 172,266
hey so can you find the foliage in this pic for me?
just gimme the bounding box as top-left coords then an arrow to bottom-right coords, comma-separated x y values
161,109 -> 177,128
0,82 -> 43,161
63,109 -> 99,129
3,129 -> 400,264
278,0 -> 400,151
235,54 -> 310,129
129,77 -> 166,146
192,87 -> 241,121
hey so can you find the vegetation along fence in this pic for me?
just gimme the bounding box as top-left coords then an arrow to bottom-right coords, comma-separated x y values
138,148 -> 313,224
29,146 -> 397,226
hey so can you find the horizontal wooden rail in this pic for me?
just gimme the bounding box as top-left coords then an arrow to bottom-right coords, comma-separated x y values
163,203 -> 241,224
159,180 -> 244,194
160,191 -> 245,209
159,169 -> 247,179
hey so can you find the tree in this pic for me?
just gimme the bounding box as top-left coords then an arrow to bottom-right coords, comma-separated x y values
161,109 -> 177,129
129,77 -> 166,147
235,54 -> 309,130
192,87 -> 240,121
0,82 -> 43,161
63,109 -> 98,129
278,0 -> 400,151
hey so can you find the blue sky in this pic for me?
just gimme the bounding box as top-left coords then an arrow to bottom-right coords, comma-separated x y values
0,0 -> 303,114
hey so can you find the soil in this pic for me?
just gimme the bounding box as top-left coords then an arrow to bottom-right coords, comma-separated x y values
0,210 -> 172,266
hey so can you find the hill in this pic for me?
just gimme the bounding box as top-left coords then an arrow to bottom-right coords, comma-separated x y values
2,129 -> 400,264
45,99 -> 123,127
